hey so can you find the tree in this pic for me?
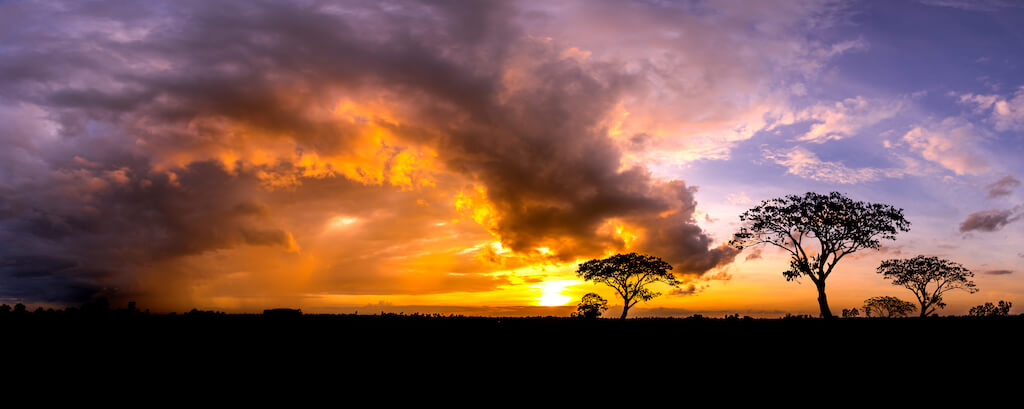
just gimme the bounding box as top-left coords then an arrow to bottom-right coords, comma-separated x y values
730,192 -> 910,318
968,301 -> 1012,317
576,252 -> 678,319
841,308 -> 859,318
573,293 -> 608,319
876,255 -> 978,318
862,296 -> 917,318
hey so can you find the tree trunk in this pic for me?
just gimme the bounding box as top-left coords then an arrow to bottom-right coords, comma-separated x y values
620,303 -> 630,319
815,280 -> 833,318
919,302 -> 929,318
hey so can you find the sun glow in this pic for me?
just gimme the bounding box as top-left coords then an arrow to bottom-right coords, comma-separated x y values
327,216 -> 359,230
533,279 -> 578,306
537,293 -> 572,307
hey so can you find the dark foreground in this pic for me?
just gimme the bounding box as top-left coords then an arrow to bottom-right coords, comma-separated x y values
4,311 -> 1023,366
5,312 -> 1018,393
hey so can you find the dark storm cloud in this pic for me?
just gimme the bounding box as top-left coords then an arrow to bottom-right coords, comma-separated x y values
0,160 -> 298,301
0,0 -> 737,304
986,175 -> 1021,198
958,206 -> 1023,233
0,256 -> 100,303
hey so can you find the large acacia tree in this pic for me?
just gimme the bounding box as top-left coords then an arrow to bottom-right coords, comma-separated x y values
576,252 -> 678,319
876,255 -> 978,318
731,192 -> 910,318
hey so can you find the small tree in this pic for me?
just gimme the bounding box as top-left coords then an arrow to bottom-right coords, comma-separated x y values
731,192 -> 910,318
968,301 -> 1012,317
841,308 -> 860,318
574,293 -> 608,319
876,255 -> 978,318
576,252 -> 678,319
862,296 -> 917,318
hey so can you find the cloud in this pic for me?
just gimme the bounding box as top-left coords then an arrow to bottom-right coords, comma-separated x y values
764,146 -> 904,184
744,248 -> 763,261
4,0 -> 868,307
726,192 -> 752,205
958,206 -> 1023,232
669,283 -> 706,296
918,0 -> 1024,12
901,118 -> 991,175
959,87 -> 1024,131
772,96 -> 903,144
986,175 -> 1021,198
983,269 -> 1014,275
527,0 -> 865,167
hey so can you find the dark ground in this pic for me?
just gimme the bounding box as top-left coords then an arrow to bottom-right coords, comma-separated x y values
3,311 -> 1022,396
4,310 -> 1022,367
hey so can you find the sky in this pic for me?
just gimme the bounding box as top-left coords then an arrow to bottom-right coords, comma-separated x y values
1,0 -> 1022,316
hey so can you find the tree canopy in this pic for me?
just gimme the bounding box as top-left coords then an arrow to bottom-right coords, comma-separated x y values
876,255 -> 978,318
862,296 -> 917,318
574,292 -> 609,319
576,252 -> 678,319
968,301 -> 1012,317
730,192 -> 910,318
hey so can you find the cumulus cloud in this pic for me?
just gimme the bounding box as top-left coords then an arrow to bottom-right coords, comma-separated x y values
959,87 -> 1024,131
986,175 -> 1021,198
764,146 -> 904,184
772,96 -> 903,143
958,206 -> 1023,232
901,118 -> 991,175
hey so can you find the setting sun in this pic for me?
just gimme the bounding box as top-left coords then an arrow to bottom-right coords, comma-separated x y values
534,280 -> 578,307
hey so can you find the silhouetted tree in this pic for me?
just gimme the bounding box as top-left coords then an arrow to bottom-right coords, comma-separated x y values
968,301 -> 1012,317
576,252 -> 678,319
573,293 -> 608,319
862,296 -> 916,318
731,192 -> 910,318
841,308 -> 859,318
876,255 -> 978,318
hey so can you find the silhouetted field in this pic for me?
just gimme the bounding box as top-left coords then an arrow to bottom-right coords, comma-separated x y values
4,308 -> 1022,364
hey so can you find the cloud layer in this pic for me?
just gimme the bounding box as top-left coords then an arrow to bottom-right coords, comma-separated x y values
5,0 -> 868,308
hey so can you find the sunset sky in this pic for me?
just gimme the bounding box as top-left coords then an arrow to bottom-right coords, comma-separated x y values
1,0 -> 1022,316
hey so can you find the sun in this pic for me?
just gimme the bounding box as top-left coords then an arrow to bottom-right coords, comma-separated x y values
537,293 -> 572,307
533,279 -> 578,306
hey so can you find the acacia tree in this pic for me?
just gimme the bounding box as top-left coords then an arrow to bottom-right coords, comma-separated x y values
576,253 -> 678,319
731,192 -> 910,318
876,255 -> 978,318
862,296 -> 917,318
574,292 -> 609,319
